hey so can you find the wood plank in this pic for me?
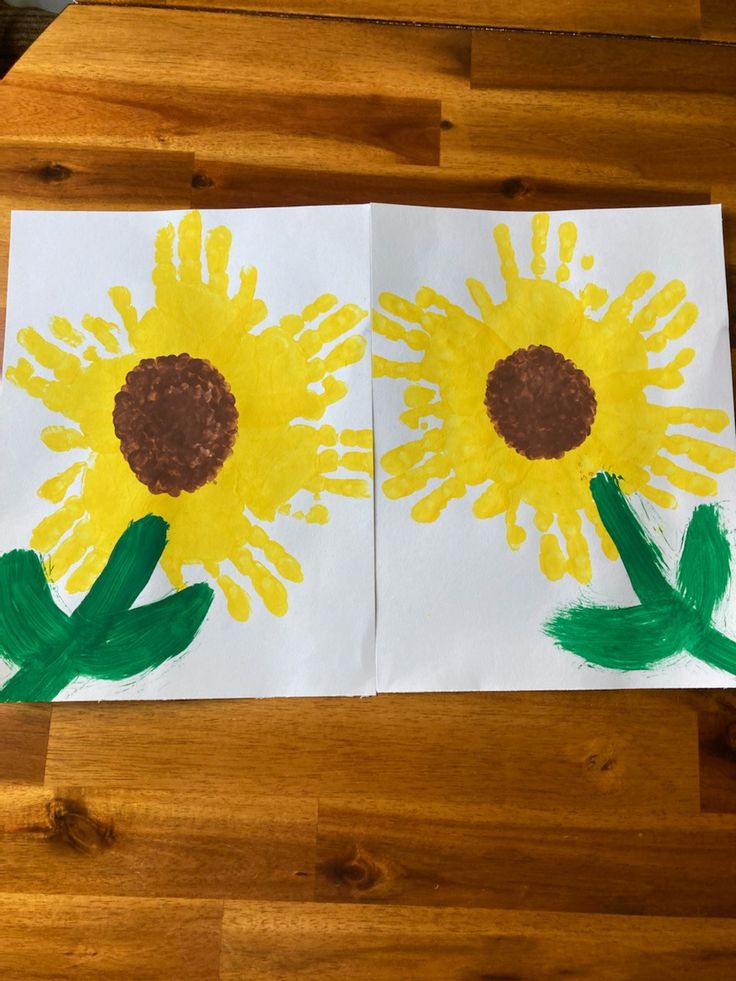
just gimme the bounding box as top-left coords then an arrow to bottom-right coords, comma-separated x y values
0,893 -> 223,980
700,0 -> 736,41
1,78 -> 440,168
315,798 -> 736,916
3,9 -> 732,187
442,91 -> 736,184
0,144 -> 193,209
0,704 -> 50,785
70,0 -> 705,42
0,786 -> 316,900
698,691 -> 736,814
45,693 -> 700,815
6,6 -> 471,101
191,158 -> 712,211
220,900 -> 736,980
472,30 -> 736,93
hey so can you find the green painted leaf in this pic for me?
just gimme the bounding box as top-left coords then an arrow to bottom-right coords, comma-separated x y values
692,627 -> 736,675
545,602 -> 685,671
677,504 -> 731,620
0,549 -> 71,668
73,514 -> 168,623
76,583 -> 214,681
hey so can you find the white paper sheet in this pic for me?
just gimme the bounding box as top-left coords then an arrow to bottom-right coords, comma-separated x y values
1,203 -> 735,701
372,204 -> 736,691
0,206 -> 375,699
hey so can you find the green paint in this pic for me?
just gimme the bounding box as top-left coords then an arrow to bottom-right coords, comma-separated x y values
0,515 -> 214,702
545,472 -> 736,674
677,503 -> 731,620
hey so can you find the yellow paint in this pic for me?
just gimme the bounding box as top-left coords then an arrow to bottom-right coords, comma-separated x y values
66,548 -> 107,594
505,499 -> 526,548
530,212 -> 549,278
38,462 -> 85,503
581,255 -> 594,270
540,533 -> 566,580
9,211 -> 369,619
555,221 -> 577,283
232,549 -> 288,617
82,314 -> 120,354
580,283 -> 608,311
48,517 -> 93,579
40,426 -> 87,451
340,451 -> 374,475
217,573 -> 251,622
466,279 -> 494,324
17,328 -> 81,384
472,482 -> 507,519
411,476 -> 465,522
31,496 -> 85,552
494,224 -> 518,284
373,311 -> 428,352
373,355 -> 423,381
340,428 -> 373,449
645,301 -> 698,353
50,316 -> 83,347
375,212 -> 736,584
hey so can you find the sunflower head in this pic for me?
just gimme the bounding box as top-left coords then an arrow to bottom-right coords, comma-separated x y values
8,211 -> 372,621
374,212 -> 736,584
113,352 -> 240,496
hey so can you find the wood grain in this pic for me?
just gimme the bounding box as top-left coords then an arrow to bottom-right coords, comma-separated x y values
1,3 -> 736,977
8,7 -> 471,100
442,91 -> 735,185
315,798 -> 736,916
0,704 -> 50,784
1,81 -> 441,168
44,693 -> 700,814
471,30 -> 736,93
190,159 -> 712,212
700,0 -> 736,40
0,893 -> 223,980
220,901 -> 736,980
0,144 -> 193,209
0,786 -> 316,899
71,0 -> 707,42
3,5 -> 735,315
698,692 -> 736,814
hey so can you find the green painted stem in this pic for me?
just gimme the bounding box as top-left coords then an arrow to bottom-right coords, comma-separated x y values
0,658 -> 77,702
692,628 -> 736,674
588,472 -> 670,604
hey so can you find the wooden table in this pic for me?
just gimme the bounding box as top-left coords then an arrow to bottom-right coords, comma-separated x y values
1,3 -> 736,978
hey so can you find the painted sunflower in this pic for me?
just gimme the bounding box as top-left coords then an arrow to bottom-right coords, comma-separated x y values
8,211 -> 372,620
374,212 -> 736,584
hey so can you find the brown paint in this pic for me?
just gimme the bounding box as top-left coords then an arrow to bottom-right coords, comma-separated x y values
113,353 -> 238,496
484,344 -> 597,460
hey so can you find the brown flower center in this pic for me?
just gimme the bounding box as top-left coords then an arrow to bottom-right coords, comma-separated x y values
484,344 -> 597,460
113,353 -> 238,496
